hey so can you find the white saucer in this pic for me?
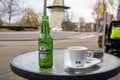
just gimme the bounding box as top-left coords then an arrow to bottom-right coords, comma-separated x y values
64,57 -> 101,69
64,50 -> 101,69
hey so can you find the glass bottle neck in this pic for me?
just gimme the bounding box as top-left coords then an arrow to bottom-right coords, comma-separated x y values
41,16 -> 50,35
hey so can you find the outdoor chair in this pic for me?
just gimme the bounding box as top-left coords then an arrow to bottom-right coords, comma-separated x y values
103,20 -> 120,58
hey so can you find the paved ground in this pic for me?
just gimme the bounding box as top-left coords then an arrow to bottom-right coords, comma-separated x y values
0,32 -> 119,80
0,31 -> 83,41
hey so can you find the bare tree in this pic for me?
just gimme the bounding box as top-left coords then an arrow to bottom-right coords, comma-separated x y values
62,11 -> 77,31
91,0 -> 119,32
0,17 -> 2,26
92,0 -> 119,21
64,11 -> 74,22
91,2 -> 99,23
108,0 -> 119,12
91,2 -> 100,32
0,0 -> 21,26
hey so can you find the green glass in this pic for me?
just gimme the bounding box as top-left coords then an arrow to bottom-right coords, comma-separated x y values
38,16 -> 53,68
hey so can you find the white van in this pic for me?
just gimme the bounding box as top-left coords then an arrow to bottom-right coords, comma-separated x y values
51,27 -> 62,32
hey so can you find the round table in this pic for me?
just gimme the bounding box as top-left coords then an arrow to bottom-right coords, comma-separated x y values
10,49 -> 120,80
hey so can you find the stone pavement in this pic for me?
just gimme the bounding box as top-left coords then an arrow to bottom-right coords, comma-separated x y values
0,32 -> 119,80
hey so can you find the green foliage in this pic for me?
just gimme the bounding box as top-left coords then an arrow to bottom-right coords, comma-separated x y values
0,28 -> 9,32
20,8 -> 41,27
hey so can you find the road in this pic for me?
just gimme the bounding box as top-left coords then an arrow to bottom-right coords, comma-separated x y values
0,31 -> 39,41
0,31 -> 97,41
0,31 -> 100,49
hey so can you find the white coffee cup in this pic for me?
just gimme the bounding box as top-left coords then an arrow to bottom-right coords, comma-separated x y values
66,46 -> 93,67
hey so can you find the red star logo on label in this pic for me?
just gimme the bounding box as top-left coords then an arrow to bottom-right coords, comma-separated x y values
40,46 -> 46,50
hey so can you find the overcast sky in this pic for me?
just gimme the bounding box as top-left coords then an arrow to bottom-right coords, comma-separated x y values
18,0 -> 97,22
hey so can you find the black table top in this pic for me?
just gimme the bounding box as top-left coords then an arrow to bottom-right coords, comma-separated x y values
10,49 -> 120,80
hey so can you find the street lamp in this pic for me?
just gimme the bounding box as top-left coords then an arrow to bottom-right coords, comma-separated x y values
43,0 -> 47,16
119,0 -> 120,5
102,0 -> 107,47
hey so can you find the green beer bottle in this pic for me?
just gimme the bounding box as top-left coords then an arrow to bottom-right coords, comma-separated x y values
38,16 -> 53,68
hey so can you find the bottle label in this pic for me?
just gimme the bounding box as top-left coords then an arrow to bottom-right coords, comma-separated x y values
39,45 -> 50,59
40,54 -> 46,59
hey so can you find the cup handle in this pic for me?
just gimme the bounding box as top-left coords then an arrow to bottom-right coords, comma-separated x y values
87,51 -> 94,58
